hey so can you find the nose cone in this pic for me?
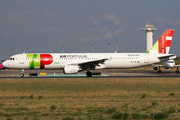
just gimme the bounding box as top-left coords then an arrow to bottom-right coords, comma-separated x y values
170,63 -> 175,68
167,62 -> 175,68
2,61 -> 8,68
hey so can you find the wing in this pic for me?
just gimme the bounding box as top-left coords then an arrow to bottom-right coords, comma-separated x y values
64,58 -> 109,70
153,65 -> 164,67
78,58 -> 108,70
78,58 -> 108,65
175,65 -> 180,67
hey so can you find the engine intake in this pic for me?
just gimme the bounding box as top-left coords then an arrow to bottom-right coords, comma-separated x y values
153,66 -> 158,71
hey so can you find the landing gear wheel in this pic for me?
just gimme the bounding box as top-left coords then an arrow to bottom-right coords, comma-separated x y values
158,70 -> 161,73
86,72 -> 92,77
176,67 -> 179,73
20,73 -> 24,77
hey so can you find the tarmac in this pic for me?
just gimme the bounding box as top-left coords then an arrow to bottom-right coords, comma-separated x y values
1,69 -> 180,78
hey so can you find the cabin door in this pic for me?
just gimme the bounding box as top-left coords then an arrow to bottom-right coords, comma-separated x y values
19,55 -> 24,64
55,55 -> 59,64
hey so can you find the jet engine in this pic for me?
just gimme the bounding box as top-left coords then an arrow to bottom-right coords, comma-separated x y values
63,65 -> 80,74
153,66 -> 158,72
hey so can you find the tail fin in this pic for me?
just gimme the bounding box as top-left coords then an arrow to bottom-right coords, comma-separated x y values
146,29 -> 174,54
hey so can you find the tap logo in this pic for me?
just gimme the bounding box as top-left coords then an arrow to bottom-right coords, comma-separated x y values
26,54 -> 53,69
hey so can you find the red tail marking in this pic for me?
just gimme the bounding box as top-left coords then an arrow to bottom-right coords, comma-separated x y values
166,40 -> 171,47
158,30 -> 174,54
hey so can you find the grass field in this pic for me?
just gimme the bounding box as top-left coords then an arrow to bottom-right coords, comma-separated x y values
0,78 -> 180,120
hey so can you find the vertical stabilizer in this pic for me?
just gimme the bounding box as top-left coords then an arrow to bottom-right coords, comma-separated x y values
146,29 -> 174,54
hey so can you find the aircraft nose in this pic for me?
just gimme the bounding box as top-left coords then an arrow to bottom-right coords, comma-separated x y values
2,61 -> 8,67
169,63 -> 175,68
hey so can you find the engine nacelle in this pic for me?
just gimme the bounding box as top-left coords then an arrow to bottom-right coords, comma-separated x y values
153,66 -> 158,71
63,65 -> 80,74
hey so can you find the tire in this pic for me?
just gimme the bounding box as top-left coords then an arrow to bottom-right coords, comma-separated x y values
86,72 -> 92,77
20,73 -> 24,77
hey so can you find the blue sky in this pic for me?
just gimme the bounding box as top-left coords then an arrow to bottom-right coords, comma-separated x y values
0,0 -> 180,59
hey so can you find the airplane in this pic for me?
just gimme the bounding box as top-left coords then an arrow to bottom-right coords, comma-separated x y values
2,29 -> 176,77
153,59 -> 180,73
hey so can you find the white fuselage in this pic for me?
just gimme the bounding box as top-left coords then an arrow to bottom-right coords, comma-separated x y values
2,53 -> 176,70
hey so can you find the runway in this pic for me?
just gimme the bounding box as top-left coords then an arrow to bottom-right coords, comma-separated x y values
0,69 -> 180,78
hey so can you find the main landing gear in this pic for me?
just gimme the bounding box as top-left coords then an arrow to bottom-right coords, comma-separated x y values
86,71 -> 92,77
176,67 -> 179,73
157,66 -> 162,73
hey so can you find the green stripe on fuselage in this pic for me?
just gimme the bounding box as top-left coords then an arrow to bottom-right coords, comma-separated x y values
26,54 -> 40,69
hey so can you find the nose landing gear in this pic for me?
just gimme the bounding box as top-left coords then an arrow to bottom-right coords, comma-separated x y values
20,69 -> 24,77
20,73 -> 24,77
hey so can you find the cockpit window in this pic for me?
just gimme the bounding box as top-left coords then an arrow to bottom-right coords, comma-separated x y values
168,61 -> 174,63
9,58 -> 15,60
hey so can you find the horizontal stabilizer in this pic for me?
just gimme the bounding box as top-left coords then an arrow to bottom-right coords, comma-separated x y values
157,54 -> 176,60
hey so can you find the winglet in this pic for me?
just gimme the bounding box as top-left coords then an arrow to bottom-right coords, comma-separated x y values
146,29 -> 174,54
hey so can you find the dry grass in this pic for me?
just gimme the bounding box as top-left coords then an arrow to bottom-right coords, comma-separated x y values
0,78 -> 180,119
